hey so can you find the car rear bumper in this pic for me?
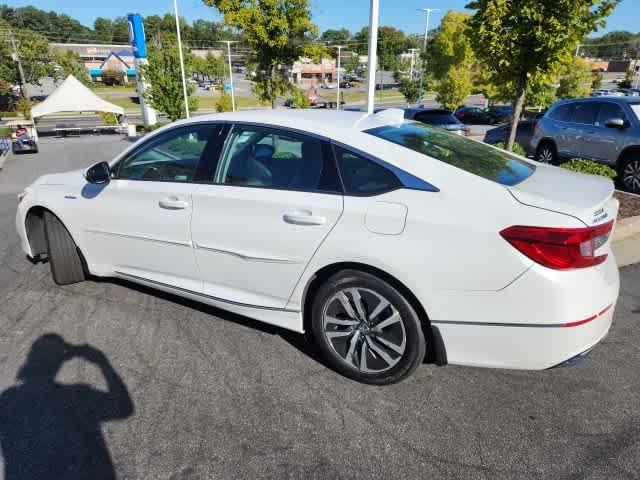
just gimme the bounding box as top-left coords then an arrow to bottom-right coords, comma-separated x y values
428,252 -> 620,370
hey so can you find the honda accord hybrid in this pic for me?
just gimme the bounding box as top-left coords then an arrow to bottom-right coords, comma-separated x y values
16,109 -> 620,384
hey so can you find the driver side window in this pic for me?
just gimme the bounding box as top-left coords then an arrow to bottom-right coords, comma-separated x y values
116,125 -> 215,182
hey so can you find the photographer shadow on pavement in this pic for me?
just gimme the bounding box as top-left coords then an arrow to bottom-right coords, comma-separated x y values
0,334 -> 134,480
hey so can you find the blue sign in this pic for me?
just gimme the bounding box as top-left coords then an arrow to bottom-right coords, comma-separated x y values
224,82 -> 232,92
127,14 -> 147,59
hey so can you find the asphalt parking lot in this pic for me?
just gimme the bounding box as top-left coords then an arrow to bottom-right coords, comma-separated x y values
0,136 -> 639,479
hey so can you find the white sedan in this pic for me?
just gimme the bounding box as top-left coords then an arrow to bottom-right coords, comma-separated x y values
16,109 -> 620,384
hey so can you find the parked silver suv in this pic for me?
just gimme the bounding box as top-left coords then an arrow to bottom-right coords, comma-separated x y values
530,97 -> 640,192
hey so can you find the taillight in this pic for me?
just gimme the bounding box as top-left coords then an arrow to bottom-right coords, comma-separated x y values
500,221 -> 614,270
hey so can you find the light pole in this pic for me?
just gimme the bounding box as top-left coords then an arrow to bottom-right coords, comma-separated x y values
173,0 -> 190,118
365,0 -> 380,114
219,40 -> 238,111
418,7 -> 440,102
334,45 -> 344,110
408,48 -> 419,79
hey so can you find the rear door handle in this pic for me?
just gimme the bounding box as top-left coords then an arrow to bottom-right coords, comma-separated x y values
283,210 -> 326,226
159,196 -> 189,210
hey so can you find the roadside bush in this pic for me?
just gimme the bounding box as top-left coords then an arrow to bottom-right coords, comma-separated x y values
494,141 -> 526,157
560,158 -> 617,179
292,89 -> 310,109
136,122 -> 168,134
216,92 -> 233,112
16,97 -> 32,120
101,69 -> 126,86
0,127 -> 11,137
99,112 -> 118,125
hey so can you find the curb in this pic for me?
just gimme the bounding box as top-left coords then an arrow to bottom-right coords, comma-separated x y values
613,215 -> 640,243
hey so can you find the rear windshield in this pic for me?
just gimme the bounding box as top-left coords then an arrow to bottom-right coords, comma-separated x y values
366,122 -> 535,186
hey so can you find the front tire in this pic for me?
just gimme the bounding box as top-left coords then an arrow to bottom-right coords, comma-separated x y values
311,270 -> 426,385
618,156 -> 640,193
43,211 -> 86,285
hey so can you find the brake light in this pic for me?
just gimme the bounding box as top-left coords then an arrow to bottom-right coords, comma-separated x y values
500,220 -> 614,270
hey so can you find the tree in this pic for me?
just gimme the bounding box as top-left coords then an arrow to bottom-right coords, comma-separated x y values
54,50 -> 93,88
353,26 -> 409,70
618,70 -> 634,89
140,41 -> 197,121
204,0 -> 317,108
292,89 -> 310,108
466,0 -> 618,151
343,55 -> 360,77
398,78 -> 422,105
436,66 -> 473,110
93,18 -> 115,43
557,56 -> 593,99
216,91 -> 233,112
321,28 -> 351,45
429,11 -> 475,111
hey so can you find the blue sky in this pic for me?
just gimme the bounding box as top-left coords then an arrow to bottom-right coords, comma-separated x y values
9,0 -> 639,37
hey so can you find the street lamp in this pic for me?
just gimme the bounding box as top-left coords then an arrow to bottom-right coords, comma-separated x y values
218,40 -> 238,112
333,45 -> 345,110
365,0 -> 380,114
418,7 -> 440,102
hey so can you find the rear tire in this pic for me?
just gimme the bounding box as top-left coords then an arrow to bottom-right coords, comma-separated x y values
618,156 -> 640,194
43,211 -> 86,285
311,270 -> 426,385
535,141 -> 558,164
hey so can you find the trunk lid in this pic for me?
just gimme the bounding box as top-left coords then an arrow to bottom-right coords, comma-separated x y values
508,163 -> 617,226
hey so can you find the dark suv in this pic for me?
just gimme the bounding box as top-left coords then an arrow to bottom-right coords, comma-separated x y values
531,97 -> 640,192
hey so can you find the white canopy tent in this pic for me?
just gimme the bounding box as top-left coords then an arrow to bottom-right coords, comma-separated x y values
31,75 -> 124,119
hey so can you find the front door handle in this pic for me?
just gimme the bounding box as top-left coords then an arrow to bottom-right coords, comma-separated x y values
159,196 -> 189,210
283,210 -> 326,226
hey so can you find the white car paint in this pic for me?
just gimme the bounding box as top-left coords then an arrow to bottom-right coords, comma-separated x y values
16,109 -> 620,370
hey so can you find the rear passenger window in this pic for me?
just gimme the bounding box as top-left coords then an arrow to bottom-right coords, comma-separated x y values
595,103 -> 626,126
570,103 -> 600,125
333,146 -> 400,195
549,104 -> 574,122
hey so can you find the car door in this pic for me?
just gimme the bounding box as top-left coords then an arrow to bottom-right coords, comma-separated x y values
190,124 -> 344,309
566,101 -> 601,159
78,123 -> 222,291
591,101 -> 629,164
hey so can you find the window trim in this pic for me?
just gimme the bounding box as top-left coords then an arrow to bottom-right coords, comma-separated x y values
594,100 -> 628,128
210,123 -> 345,195
111,123 -> 226,184
331,141 -> 439,196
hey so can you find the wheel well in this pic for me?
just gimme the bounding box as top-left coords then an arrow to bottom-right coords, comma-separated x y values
25,206 -> 48,256
617,146 -> 640,168
301,262 -> 445,364
537,138 -> 557,152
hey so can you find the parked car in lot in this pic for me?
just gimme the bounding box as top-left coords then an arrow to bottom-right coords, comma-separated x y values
531,96 -> 640,192
405,108 -> 469,135
455,105 -> 509,124
483,114 -> 543,155
339,81 -> 352,89
16,109 -> 620,384
590,89 -> 625,97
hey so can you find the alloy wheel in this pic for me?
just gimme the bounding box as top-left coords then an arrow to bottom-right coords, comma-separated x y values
322,288 -> 406,373
538,146 -> 554,164
622,159 -> 640,193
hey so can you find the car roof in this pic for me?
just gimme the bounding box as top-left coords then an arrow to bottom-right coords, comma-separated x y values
556,96 -> 640,105
152,108 -> 408,138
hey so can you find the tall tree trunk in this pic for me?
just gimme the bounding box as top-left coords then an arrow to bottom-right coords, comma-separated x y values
507,74 -> 527,152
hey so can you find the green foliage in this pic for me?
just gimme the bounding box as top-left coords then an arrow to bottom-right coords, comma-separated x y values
101,69 -> 126,86
301,43 -> 332,63
436,66 -> 473,111
618,71 -> 634,89
320,28 -> 351,45
193,52 -> 226,84
343,55 -> 361,76
592,72 -> 603,91
216,91 -> 234,112
292,89 -> 310,108
0,127 -> 11,137
557,56 -> 593,99
16,97 -> 32,119
398,78 -> 422,104
204,0 -> 317,108
99,112 -> 118,125
494,141 -> 526,156
465,0 -> 618,151
54,50 -> 93,88
353,26 -> 409,70
560,158 -> 617,178
0,21 -> 55,89
140,41 -> 197,121
137,122 -> 169,134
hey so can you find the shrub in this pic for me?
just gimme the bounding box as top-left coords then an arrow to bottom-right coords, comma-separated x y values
215,92 -> 233,112
16,97 -> 32,120
291,89 -> 310,109
99,112 -> 118,125
136,122 -> 168,134
560,158 -> 617,179
101,69 -> 126,86
494,141 -> 526,157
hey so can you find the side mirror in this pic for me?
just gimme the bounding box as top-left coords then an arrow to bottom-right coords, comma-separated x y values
604,118 -> 628,129
84,161 -> 111,184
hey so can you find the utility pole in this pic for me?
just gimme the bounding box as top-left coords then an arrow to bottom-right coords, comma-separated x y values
173,0 -> 190,118
9,32 -> 27,98
219,41 -> 238,111
575,44 -> 582,57
334,45 -> 344,110
365,0 -> 380,114
418,7 -> 439,102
